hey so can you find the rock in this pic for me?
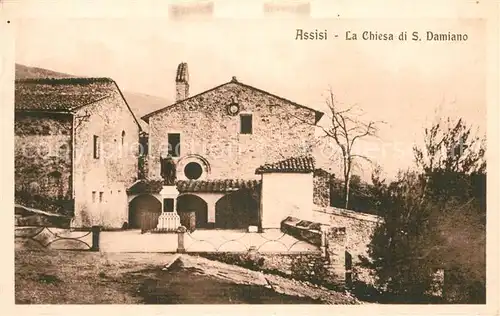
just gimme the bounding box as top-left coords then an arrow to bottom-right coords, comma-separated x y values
178,255 -> 268,287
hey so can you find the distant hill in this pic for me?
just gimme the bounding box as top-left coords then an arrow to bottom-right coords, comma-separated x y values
15,64 -> 171,129
15,64 -> 77,79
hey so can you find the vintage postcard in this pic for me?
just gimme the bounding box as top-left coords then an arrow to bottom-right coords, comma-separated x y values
1,0 -> 498,314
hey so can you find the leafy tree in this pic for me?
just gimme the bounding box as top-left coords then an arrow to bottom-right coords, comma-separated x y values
363,118 -> 486,303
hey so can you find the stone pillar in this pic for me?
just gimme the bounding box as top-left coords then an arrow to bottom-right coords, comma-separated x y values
207,203 -> 216,224
325,227 -> 347,287
91,226 -> 101,252
320,225 -> 328,257
177,226 -> 187,253
156,185 -> 181,232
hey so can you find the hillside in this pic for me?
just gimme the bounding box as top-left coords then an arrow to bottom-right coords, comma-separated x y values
15,64 -> 171,126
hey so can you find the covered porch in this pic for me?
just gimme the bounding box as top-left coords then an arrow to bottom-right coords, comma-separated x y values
127,178 -> 262,233
176,179 -> 261,231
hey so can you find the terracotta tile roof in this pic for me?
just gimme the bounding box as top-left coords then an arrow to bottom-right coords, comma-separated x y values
255,156 -> 315,174
15,78 -> 115,111
176,179 -> 261,193
127,179 -> 164,194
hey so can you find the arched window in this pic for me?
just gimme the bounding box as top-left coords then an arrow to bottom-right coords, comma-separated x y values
121,131 -> 126,146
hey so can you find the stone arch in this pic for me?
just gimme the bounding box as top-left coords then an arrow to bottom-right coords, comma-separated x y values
128,194 -> 162,230
177,194 -> 209,229
215,189 -> 259,229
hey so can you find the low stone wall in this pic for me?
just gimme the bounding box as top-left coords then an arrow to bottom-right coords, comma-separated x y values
313,206 -> 382,287
200,249 -> 345,290
280,216 -> 324,246
199,224 -> 349,289
313,206 -> 381,264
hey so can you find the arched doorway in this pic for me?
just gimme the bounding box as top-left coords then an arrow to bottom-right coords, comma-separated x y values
177,194 -> 209,229
215,189 -> 259,229
128,194 -> 162,230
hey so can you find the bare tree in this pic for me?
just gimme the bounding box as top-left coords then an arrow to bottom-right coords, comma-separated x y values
318,89 -> 384,209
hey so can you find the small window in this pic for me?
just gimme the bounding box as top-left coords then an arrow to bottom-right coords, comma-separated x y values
168,133 -> 181,157
121,131 -> 126,146
163,198 -> 174,212
93,135 -> 100,159
92,191 -> 96,203
240,114 -> 252,134
99,192 -> 104,203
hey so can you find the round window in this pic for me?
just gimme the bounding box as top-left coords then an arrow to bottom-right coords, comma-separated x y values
184,162 -> 203,180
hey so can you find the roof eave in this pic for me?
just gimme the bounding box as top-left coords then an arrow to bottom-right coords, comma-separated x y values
112,81 -> 144,132
15,109 -> 75,115
255,170 -> 314,175
314,111 -> 325,125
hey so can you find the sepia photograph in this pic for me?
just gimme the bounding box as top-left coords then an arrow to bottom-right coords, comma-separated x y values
2,0 -> 496,309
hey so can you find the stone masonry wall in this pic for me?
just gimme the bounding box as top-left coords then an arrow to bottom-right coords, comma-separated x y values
14,112 -> 73,202
201,250 -> 344,289
312,206 -> 380,264
72,83 -> 140,228
313,168 -> 333,207
312,206 -> 381,285
199,226 -> 348,289
148,82 -> 317,180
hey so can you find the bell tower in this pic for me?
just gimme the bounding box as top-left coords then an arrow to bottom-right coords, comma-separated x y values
176,62 -> 189,102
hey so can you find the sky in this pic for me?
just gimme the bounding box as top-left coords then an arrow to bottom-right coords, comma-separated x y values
14,17 -> 486,180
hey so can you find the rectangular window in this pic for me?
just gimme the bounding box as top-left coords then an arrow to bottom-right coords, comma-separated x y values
92,191 -> 96,203
240,114 -> 253,134
163,198 -> 174,212
93,135 -> 100,159
99,192 -> 104,203
168,133 -> 181,157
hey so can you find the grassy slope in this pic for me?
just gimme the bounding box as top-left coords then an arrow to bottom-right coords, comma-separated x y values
16,249 -> 355,304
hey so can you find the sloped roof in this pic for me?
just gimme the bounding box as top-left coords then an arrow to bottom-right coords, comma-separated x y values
15,78 -> 114,111
255,156 -> 316,174
15,78 -> 143,131
177,179 -> 261,193
142,78 -> 324,124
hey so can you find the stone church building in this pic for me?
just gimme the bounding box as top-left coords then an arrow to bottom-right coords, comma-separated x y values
14,64 -> 335,231
127,62 -> 330,231
15,78 -> 142,228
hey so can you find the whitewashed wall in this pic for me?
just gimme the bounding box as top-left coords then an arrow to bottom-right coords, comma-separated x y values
260,172 -> 313,229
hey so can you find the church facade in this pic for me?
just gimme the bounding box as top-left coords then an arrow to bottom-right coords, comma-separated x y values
127,63 -> 327,231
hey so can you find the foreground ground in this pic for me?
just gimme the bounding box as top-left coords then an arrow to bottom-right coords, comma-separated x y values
15,249 -> 359,304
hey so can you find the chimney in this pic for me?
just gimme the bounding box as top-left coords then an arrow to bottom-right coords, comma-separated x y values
176,62 -> 189,102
